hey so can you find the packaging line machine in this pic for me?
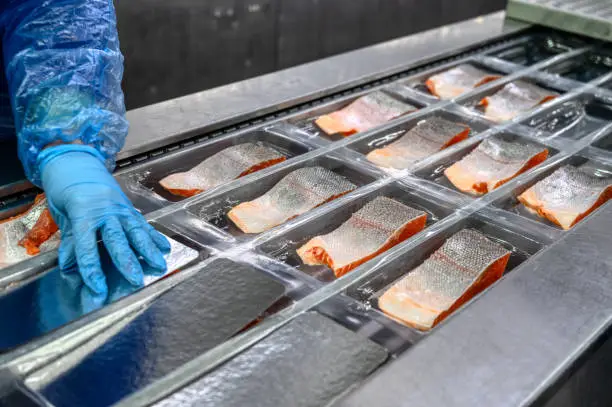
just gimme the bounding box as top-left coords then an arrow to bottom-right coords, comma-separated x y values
0,11 -> 611,407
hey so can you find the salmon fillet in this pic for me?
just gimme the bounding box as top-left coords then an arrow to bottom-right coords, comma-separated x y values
444,136 -> 549,195
425,64 -> 501,99
0,195 -> 60,268
297,197 -> 427,278
315,91 -> 417,137
378,229 -> 510,331
228,167 -> 357,234
478,80 -> 558,122
518,165 -> 612,230
159,142 -> 286,198
366,116 -> 470,169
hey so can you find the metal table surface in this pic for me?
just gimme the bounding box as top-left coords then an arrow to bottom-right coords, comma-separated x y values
119,11 -> 528,161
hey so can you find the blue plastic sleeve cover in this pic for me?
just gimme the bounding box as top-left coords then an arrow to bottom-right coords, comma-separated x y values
1,0 -> 128,186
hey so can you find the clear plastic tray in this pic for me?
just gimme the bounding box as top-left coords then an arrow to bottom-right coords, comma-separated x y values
285,90 -> 427,142
491,153 -> 612,232
343,210 -> 549,333
456,73 -> 568,124
255,180 -> 458,284
397,57 -> 513,101
519,92 -> 612,139
344,107 -> 492,163
411,131 -> 560,198
486,32 -> 584,66
543,46 -> 612,83
182,150 -> 385,242
593,126 -> 612,151
116,123 -> 316,214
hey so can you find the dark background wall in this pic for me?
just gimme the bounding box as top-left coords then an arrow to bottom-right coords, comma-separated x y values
116,0 -> 507,110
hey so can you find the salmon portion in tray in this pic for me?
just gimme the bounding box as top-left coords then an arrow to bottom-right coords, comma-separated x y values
478,80 -> 558,122
444,136 -> 549,195
228,167 -> 357,234
159,142 -> 286,198
0,195 -> 60,268
518,165 -> 612,230
378,228 -> 510,331
425,64 -> 501,100
315,91 -> 417,137
367,116 -> 470,170
297,197 -> 427,278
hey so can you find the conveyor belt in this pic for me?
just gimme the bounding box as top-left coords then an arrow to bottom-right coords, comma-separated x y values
0,11 -> 611,407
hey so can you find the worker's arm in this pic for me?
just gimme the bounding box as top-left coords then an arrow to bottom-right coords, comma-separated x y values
1,0 -> 170,295
2,0 -> 127,185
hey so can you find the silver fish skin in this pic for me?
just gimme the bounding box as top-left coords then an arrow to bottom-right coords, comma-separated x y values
315,91 -> 417,136
427,64 -> 499,99
159,142 -> 285,193
298,196 -> 426,273
378,228 -> 509,329
0,198 -> 60,268
519,165 -> 612,229
482,80 -> 557,122
444,135 -> 548,194
358,91 -> 417,120
476,136 -> 545,165
366,116 -> 468,169
228,167 -> 357,233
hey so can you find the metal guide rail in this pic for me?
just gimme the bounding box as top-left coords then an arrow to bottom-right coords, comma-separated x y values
0,19 -> 611,407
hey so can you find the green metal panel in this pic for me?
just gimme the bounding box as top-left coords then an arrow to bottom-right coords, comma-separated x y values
507,0 -> 612,42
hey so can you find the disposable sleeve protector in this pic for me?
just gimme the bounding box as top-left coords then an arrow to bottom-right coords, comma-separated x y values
1,0 -> 128,186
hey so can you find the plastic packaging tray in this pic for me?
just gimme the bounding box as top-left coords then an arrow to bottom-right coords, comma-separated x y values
286,89 -> 428,142
255,180 -> 458,284
1,28 -> 611,407
485,32 -> 585,66
492,152 -> 612,233
312,208 -> 550,355
115,123 -> 317,214
412,130 -> 561,199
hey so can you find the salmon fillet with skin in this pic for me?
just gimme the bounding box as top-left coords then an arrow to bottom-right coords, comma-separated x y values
444,136 -> 549,195
0,195 -> 60,268
518,165 -> 612,230
478,80 -> 558,122
315,91 -> 417,137
378,228 -> 510,331
366,116 -> 470,170
297,197 -> 427,278
425,64 -> 501,100
228,167 -> 357,234
19,207 -> 59,255
159,142 -> 286,198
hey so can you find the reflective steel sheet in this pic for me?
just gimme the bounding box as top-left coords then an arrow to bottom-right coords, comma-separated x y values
28,258 -> 286,407
0,237 -> 199,352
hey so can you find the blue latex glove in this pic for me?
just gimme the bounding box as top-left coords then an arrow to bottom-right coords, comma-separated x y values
39,144 -> 171,295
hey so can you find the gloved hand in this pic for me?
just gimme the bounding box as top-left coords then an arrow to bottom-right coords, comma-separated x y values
38,145 -> 171,295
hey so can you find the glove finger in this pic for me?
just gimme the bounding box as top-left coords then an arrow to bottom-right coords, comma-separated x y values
121,218 -> 167,274
58,233 -> 77,272
101,217 -> 145,287
144,223 -> 171,253
74,229 -> 107,295
80,285 -> 108,314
